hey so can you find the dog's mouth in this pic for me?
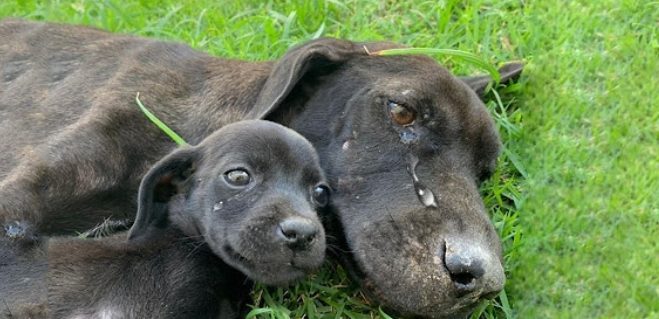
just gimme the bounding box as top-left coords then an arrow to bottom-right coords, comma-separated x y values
325,202 -> 498,319
330,233 -> 482,318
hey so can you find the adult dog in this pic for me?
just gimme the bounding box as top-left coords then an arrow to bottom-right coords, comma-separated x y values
0,19 -> 522,318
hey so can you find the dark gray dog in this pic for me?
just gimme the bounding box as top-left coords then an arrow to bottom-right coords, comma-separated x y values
2,120 -> 329,318
0,19 -> 522,318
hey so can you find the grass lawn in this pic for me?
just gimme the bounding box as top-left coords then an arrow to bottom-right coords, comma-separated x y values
1,0 -> 656,318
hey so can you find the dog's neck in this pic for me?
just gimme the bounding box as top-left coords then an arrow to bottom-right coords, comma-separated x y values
173,59 -> 276,145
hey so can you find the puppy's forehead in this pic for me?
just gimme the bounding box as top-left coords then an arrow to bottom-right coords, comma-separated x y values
201,120 -> 320,170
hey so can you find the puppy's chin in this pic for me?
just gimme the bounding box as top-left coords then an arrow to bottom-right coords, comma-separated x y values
215,242 -> 310,286
203,222 -> 326,285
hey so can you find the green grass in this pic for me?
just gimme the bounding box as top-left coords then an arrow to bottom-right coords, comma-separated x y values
1,0 -> 656,318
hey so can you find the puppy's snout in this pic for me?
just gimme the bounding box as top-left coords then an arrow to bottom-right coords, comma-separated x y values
277,217 -> 318,251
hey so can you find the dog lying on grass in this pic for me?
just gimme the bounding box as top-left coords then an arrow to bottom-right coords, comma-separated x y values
0,19 -> 522,318
2,120 -> 330,319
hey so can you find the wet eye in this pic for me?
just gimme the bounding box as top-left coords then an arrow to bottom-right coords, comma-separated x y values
312,184 -> 331,208
387,100 -> 416,126
223,169 -> 251,187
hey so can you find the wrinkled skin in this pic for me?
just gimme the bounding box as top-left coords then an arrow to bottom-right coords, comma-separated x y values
0,19 -> 522,318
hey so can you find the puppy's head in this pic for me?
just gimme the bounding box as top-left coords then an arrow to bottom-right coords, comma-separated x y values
128,120 -> 328,285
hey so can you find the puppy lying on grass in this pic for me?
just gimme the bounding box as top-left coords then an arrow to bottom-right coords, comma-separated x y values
4,120 -> 330,319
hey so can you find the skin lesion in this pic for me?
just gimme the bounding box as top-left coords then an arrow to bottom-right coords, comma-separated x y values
3,220 -> 30,239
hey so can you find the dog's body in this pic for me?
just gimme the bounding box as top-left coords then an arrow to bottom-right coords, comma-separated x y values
0,19 -> 522,318
0,19 -> 269,234
3,120 -> 329,319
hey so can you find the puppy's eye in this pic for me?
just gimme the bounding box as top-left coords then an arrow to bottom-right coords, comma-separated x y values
387,100 -> 416,126
224,169 -> 250,187
312,184 -> 331,208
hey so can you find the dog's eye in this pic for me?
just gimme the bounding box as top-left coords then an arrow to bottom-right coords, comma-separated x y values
387,100 -> 416,126
224,169 -> 251,187
312,184 -> 331,208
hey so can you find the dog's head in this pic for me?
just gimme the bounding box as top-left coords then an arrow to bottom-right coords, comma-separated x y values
248,38 -> 522,318
128,120 -> 328,286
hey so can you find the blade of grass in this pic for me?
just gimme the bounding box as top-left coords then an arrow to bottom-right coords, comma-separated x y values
370,48 -> 500,83
378,307 -> 394,319
135,93 -> 188,146
245,308 -> 276,319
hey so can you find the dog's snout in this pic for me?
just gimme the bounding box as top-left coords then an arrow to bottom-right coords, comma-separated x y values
442,240 -> 504,297
444,251 -> 484,293
277,217 -> 318,251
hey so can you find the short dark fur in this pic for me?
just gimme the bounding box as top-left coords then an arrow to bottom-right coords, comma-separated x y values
0,238 -> 47,319
0,19 -> 522,318
2,120 -> 327,318
46,231 -> 251,319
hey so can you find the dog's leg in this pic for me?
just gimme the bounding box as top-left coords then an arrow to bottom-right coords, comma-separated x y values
0,109 -> 166,241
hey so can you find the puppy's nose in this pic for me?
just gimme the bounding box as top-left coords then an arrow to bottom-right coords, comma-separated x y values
444,249 -> 485,294
277,217 -> 318,251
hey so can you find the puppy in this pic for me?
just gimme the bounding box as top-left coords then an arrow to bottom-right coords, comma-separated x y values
43,120 -> 329,319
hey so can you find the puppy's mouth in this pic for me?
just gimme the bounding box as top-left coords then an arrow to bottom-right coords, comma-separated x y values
223,244 -> 309,270
222,243 -> 310,285
222,244 -> 254,269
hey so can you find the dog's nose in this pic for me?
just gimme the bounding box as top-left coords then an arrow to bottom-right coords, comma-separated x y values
277,217 -> 318,251
445,253 -> 484,293
444,246 -> 486,294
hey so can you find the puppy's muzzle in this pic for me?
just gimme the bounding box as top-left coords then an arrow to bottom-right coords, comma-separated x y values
276,216 -> 318,251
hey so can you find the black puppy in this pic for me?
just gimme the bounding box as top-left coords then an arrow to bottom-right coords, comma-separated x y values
10,120 -> 330,319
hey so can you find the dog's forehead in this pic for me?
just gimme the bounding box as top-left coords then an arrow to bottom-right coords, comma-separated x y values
351,54 -> 453,81
346,55 -> 470,103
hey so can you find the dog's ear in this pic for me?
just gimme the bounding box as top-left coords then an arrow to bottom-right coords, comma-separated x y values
461,62 -> 524,98
127,148 -> 199,242
247,38 -> 366,119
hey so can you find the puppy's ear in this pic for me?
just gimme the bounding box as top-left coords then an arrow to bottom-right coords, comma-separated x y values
461,62 -> 524,98
247,38 -> 365,119
127,148 -> 199,242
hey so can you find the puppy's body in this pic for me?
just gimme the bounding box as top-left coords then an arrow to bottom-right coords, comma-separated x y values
47,229 -> 250,319
3,120 -> 328,319
0,239 -> 47,319
1,233 -> 249,319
